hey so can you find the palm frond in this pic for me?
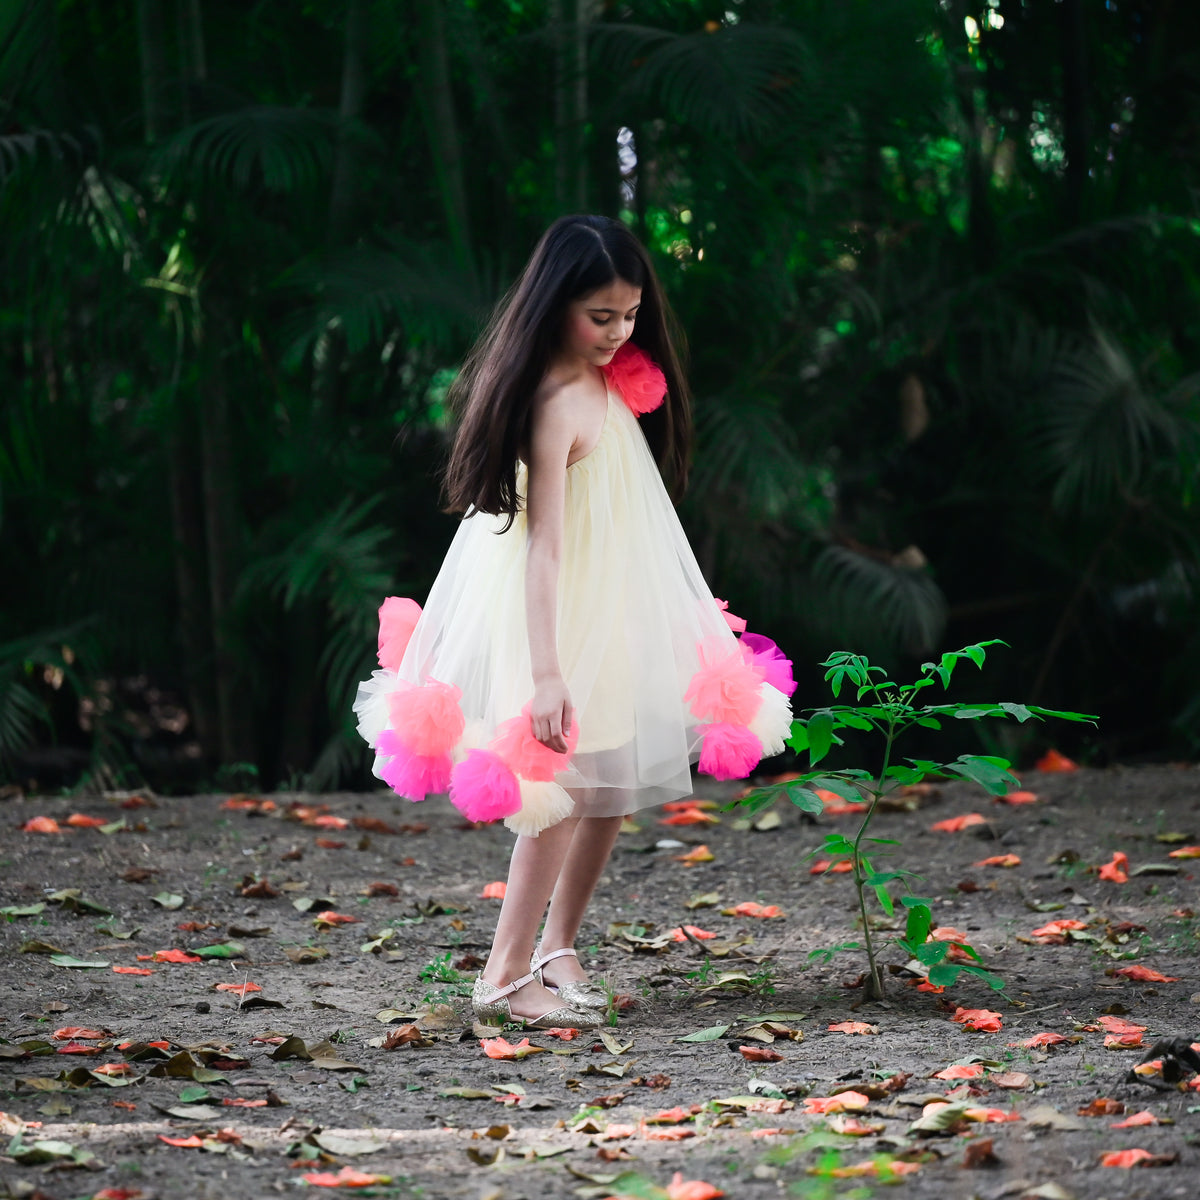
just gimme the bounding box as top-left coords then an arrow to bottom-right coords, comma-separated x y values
157,106 -> 336,194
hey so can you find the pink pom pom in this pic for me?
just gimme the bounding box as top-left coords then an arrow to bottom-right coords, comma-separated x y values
377,735 -> 452,802
600,342 -> 666,416
385,678 -> 465,756
740,633 -> 797,697
714,597 -> 747,633
449,749 -> 521,823
698,722 -> 763,782
489,703 -> 580,781
684,637 -> 764,725
378,596 -> 422,670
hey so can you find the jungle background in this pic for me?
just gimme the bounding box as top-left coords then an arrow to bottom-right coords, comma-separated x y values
2,0 -> 1198,795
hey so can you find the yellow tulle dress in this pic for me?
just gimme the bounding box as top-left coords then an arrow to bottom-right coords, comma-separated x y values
353,343 -> 793,837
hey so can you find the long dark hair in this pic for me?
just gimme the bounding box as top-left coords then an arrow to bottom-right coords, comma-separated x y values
443,215 -> 690,527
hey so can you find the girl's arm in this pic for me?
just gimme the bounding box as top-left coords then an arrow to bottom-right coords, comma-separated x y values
524,394 -> 576,752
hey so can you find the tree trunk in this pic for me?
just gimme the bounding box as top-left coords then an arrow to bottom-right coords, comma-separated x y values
135,0 -> 169,143
176,0 -> 206,124
328,0 -> 368,244
1060,0 -> 1089,225
552,0 -> 593,212
417,3 -> 471,271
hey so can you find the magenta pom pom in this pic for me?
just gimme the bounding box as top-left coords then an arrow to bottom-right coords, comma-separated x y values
488,703 -> 580,781
600,342 -> 667,415
714,597 -> 747,633
449,749 -> 521,823
377,596 -> 422,670
698,722 -> 763,782
377,737 -> 452,802
684,637 -> 764,725
385,678 -> 465,756
740,632 -> 797,698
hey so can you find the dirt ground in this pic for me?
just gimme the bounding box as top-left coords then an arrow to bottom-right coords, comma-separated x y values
2,764 -> 1199,1200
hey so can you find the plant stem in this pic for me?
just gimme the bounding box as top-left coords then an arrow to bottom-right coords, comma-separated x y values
852,714 -> 898,1000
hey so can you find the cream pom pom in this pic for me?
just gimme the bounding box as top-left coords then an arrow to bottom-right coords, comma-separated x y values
353,669 -> 399,747
503,779 -> 576,838
748,683 -> 792,758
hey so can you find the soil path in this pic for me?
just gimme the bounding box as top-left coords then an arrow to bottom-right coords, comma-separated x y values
1,765 -> 1198,1199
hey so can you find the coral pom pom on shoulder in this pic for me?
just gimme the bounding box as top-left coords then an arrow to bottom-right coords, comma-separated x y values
600,342 -> 667,416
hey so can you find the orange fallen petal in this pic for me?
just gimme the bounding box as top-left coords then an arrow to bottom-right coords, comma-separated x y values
479,881 -> 506,900
1098,1015 -> 1147,1036
1078,1098 -> 1124,1116
543,1027 -> 582,1040
931,926 -> 971,943
1104,1032 -> 1144,1048
802,1091 -> 870,1114
826,1116 -> 884,1136
994,790 -> 1038,805
827,1159 -> 920,1179
22,816 -> 61,834
151,949 -> 202,964
313,911 -> 360,925
931,813 -> 986,833
65,813 -> 108,827
310,815 -> 350,829
819,789 -> 869,816
644,1106 -> 698,1125
809,859 -> 853,874
1167,846 -> 1200,859
642,1126 -> 696,1141
964,1107 -> 1021,1123
739,1045 -> 783,1062
302,1167 -> 392,1187
1112,965 -> 1180,983
674,845 -> 715,865
214,981 -> 262,995
1036,749 -> 1078,772
1030,918 -> 1087,940
112,966 -> 154,975
973,854 -> 1021,868
659,808 -> 719,826
1111,1111 -> 1158,1128
933,1063 -> 986,1080
55,1042 -> 101,1055
158,1135 -> 205,1148
726,901 -> 785,918
51,1027 -> 105,1041
953,1007 -> 1003,1032
480,1036 -> 540,1060
665,1172 -> 725,1200
1017,1032 -> 1067,1048
669,925 -> 717,942
828,1022 -> 876,1035
1099,1148 -> 1155,1168
92,1063 -> 137,1076
1098,851 -> 1129,883
313,838 -> 346,849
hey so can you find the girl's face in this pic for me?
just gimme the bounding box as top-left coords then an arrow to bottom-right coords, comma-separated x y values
561,279 -> 642,369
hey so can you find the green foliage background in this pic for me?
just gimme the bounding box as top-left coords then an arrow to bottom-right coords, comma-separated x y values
2,0 -> 1198,790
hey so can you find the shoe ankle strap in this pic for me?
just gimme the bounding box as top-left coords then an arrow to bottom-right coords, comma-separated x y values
534,947 -> 578,969
485,968 -> 537,1000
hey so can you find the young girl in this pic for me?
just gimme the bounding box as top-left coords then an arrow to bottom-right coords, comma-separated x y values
354,215 -> 795,1031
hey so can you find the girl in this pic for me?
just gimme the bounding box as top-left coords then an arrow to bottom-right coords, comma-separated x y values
355,215 -> 795,1031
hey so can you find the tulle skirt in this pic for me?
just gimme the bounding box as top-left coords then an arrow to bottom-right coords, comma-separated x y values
354,391 -> 792,833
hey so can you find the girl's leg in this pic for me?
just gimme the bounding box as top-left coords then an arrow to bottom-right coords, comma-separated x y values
481,816 -> 580,1020
538,813 -> 624,987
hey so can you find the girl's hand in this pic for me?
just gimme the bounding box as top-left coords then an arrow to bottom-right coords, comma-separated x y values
530,677 -> 573,753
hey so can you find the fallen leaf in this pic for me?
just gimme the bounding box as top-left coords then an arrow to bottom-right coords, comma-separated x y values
151,949 -> 201,964
1098,851 -> 1129,884
150,892 -> 185,909
302,1167 -> 393,1187
933,1063 -> 986,1080
973,854 -> 1021,868
1018,1031 -> 1067,1049
48,954 -> 110,969
1078,1098 -> 1124,1116
990,1072 -> 1032,1090
22,816 -> 62,834
674,845 -> 714,865
1111,965 -> 1180,983
1036,749 -> 1077,772
931,813 -> 986,833
723,901 -> 784,918
738,1045 -> 783,1062
1099,1148 -> 1177,1168
480,1037 -> 543,1061
479,882 -> 506,899
953,1007 -> 1003,1033
828,1021 -> 876,1035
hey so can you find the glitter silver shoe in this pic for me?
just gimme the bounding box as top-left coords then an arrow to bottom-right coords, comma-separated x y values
471,970 -> 599,1031
530,947 -> 609,1012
